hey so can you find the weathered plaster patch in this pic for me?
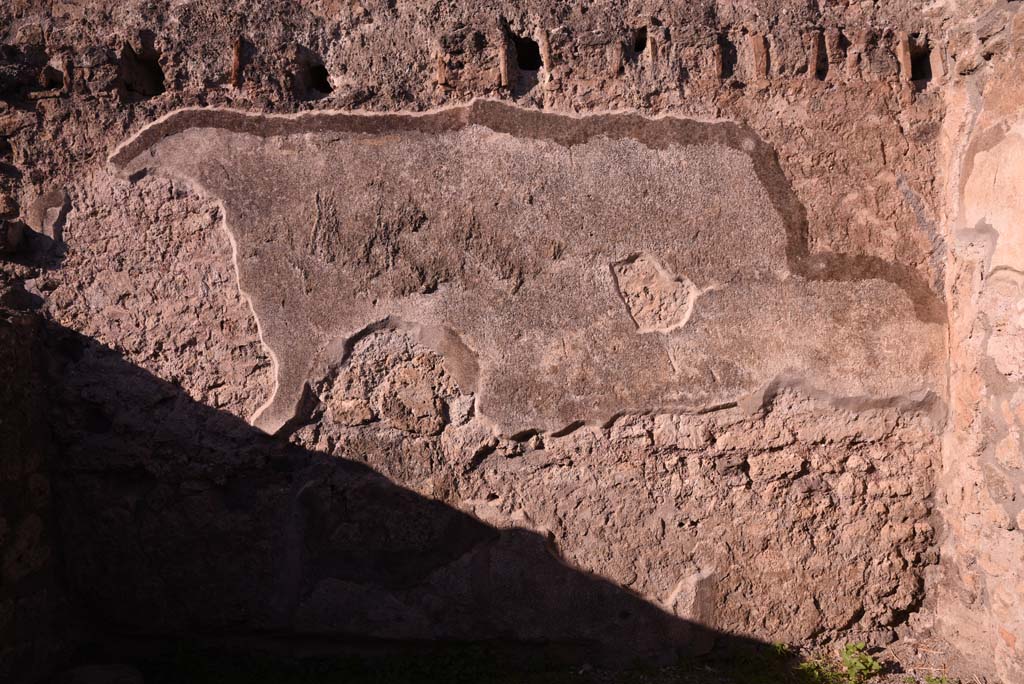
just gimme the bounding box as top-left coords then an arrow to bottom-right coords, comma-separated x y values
111,100 -> 945,436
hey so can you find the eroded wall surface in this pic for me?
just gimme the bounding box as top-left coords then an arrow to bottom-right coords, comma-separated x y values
939,11 -> 1024,682
0,0 -> 1020,680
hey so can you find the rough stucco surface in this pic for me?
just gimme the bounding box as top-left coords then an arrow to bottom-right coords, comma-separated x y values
0,0 -> 1021,681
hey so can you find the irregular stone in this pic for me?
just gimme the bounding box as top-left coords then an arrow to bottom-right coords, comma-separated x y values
373,363 -> 447,435
25,188 -> 69,242
328,396 -> 374,426
747,449 -> 806,482
652,415 -> 712,450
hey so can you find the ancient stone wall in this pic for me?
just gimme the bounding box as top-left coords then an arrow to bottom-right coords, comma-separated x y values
0,0 -> 1022,682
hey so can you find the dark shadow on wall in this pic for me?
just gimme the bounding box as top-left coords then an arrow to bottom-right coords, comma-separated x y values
39,323 -> 767,677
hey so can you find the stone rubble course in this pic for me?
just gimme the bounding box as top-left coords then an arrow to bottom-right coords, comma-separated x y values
0,0 -> 1022,682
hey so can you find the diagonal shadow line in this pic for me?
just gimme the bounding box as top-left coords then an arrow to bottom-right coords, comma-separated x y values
41,322 -> 766,671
